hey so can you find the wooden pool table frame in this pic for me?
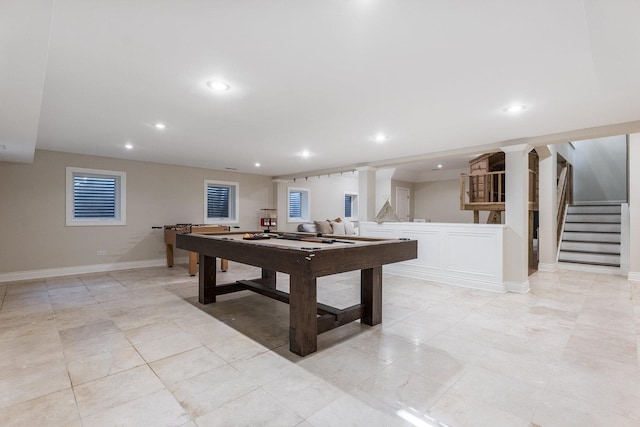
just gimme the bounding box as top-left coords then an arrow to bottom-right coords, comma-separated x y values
176,232 -> 417,356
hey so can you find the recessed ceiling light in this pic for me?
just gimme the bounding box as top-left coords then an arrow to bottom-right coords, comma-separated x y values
124,143 -> 134,150
155,123 -> 166,130
503,104 -> 527,114
300,150 -> 311,158
207,80 -> 230,91
437,164 -> 443,169
254,162 -> 261,167
374,133 -> 387,143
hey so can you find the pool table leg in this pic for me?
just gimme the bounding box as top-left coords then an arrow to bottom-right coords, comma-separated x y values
361,266 -> 383,325
289,275 -> 317,356
199,254 -> 217,304
261,269 -> 276,289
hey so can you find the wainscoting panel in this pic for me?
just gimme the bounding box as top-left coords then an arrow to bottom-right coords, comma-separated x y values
360,222 -> 506,292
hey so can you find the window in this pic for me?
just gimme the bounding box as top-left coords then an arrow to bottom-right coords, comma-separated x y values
66,167 -> 126,226
288,187 -> 310,222
344,192 -> 358,220
204,180 -> 239,223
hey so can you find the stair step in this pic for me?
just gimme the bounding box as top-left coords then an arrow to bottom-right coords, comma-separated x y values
558,260 -> 621,268
567,205 -> 621,214
560,241 -> 620,254
558,261 -> 620,268
562,231 -> 620,243
564,223 -> 621,233
557,262 -> 622,274
566,214 -> 621,223
558,251 -> 620,266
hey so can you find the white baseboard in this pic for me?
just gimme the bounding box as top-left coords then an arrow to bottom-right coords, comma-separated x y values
0,257 -> 189,284
384,264 -> 506,293
506,280 -> 530,294
537,263 -> 558,272
628,272 -> 640,282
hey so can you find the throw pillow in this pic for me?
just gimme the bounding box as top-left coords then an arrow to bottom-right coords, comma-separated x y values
299,223 -> 317,233
343,220 -> 355,235
314,220 -> 333,234
330,221 -> 346,235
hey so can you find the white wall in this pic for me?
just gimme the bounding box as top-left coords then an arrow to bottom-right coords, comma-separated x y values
556,141 -> 575,165
391,179 -> 414,221
414,179 -> 488,223
629,134 -> 640,281
372,168 -> 416,221
573,135 -> 627,203
0,150 -> 273,276
276,173 -> 359,232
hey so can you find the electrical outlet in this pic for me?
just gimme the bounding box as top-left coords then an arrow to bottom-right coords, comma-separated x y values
97,250 -> 106,256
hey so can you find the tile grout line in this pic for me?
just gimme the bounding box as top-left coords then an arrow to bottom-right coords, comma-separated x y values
0,284 -> 7,311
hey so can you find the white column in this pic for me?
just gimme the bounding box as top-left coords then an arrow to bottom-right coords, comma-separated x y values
272,179 -> 290,232
629,134 -> 640,281
537,145 -> 558,271
357,167 -> 377,221
502,144 -> 533,292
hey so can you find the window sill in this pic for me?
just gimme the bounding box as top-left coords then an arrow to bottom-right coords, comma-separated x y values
288,218 -> 310,223
66,220 -> 126,226
205,219 -> 238,225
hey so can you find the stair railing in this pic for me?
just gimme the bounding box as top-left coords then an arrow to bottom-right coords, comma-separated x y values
459,171 -> 506,209
556,166 -> 569,243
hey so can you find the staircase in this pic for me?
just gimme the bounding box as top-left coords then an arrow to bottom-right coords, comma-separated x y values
559,204 -> 621,267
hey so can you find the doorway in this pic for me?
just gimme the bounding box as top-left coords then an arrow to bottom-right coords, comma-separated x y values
396,187 -> 410,222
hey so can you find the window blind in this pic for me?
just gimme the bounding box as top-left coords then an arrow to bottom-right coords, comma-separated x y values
207,185 -> 230,218
344,194 -> 353,218
289,191 -> 302,218
73,175 -> 117,219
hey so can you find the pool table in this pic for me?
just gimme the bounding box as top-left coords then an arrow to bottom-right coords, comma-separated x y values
176,231 -> 417,356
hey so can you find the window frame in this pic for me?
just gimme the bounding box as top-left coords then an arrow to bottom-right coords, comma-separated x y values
66,167 -> 126,226
204,180 -> 239,224
287,187 -> 310,223
343,192 -> 358,220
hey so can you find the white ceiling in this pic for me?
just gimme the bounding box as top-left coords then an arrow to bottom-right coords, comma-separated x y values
2,1 -> 640,178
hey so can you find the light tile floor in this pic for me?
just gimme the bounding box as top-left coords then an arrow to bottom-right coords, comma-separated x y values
1,264 -> 639,427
